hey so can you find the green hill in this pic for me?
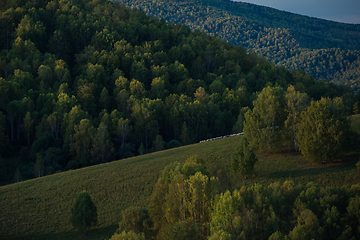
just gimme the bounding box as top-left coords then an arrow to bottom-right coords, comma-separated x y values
1,0 -> 356,186
114,0 -> 360,91
1,113 -> 359,240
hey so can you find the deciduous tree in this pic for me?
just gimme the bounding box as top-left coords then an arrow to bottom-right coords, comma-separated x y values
284,85 -> 309,151
297,97 -> 349,163
70,119 -> 94,166
92,122 -> 114,163
22,111 -> 34,146
243,86 -> 286,153
33,153 -> 44,178
148,156 -> 218,236
117,207 -> 153,238
231,137 -> 258,178
70,190 -> 97,236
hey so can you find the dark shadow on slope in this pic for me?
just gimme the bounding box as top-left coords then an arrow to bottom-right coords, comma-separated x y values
10,225 -> 118,240
267,152 -> 359,180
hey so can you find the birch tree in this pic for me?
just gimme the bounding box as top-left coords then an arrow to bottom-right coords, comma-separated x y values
284,85 -> 309,151
243,86 -> 286,153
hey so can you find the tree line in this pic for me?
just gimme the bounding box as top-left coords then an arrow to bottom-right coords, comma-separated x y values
0,0 -> 358,184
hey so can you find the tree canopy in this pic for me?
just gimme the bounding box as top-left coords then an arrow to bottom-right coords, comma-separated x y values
116,0 -> 360,92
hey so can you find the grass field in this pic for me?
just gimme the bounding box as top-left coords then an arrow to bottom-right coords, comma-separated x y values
0,115 -> 359,240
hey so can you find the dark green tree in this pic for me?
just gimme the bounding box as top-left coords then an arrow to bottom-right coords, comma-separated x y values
33,153 -> 44,178
14,167 -> 22,183
231,137 -> 258,178
70,190 -> 97,236
0,111 -> 8,155
92,122 -> 114,163
152,135 -> 165,152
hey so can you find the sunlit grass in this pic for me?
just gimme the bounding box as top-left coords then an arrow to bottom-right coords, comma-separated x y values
0,115 -> 359,240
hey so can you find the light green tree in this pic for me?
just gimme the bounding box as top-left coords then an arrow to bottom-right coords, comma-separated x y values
62,105 -> 87,146
151,76 -> 167,99
243,86 -> 286,153
297,97 -> 349,163
54,59 -> 71,83
70,190 -> 97,236
130,79 -> 146,99
37,65 -> 54,88
131,98 -> 158,150
148,156 -> 218,236
284,85 -> 309,151
209,190 -> 244,239
287,209 -> 319,240
109,231 -> 146,240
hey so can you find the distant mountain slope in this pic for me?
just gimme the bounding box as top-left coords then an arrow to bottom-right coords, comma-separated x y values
114,0 -> 360,91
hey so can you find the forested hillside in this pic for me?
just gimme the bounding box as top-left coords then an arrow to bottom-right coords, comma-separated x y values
114,0 -> 360,91
0,0 -> 357,185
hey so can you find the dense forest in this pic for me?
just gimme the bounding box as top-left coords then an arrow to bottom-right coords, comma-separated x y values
114,0 -> 360,91
0,0 -> 358,185
106,157 -> 360,240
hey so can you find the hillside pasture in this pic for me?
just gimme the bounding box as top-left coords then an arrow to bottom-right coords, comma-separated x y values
0,115 -> 359,240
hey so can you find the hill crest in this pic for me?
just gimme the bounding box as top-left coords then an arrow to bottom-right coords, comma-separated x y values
114,0 -> 360,91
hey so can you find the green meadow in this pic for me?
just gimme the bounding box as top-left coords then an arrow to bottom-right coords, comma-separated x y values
1,116 -> 359,240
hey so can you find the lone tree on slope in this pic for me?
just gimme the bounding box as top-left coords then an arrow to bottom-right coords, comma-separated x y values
231,137 -> 258,179
70,190 -> 97,236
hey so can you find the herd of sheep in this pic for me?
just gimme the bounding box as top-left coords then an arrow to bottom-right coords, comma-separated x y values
199,132 -> 244,143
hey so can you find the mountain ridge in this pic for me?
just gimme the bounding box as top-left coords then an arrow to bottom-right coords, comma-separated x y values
114,0 -> 360,91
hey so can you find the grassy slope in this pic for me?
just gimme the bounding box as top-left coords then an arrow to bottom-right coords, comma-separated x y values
1,115 -> 359,240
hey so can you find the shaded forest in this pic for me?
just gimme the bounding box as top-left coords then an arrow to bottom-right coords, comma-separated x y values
114,0 -> 360,91
0,0 -> 357,184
